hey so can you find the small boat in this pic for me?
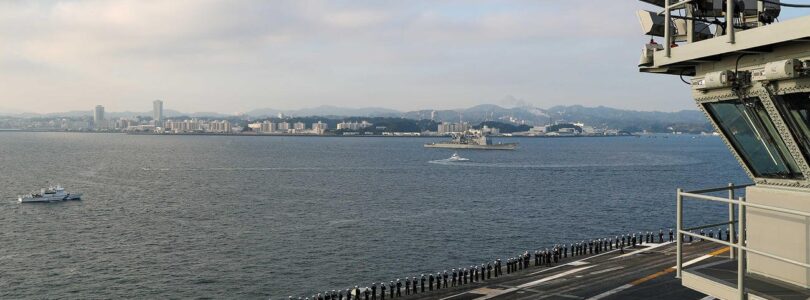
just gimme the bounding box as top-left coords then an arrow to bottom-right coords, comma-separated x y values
18,185 -> 82,203
448,152 -> 470,162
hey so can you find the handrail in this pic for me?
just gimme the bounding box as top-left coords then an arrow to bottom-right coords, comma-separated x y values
679,231 -> 810,269
683,220 -> 734,232
681,191 -> 810,218
685,183 -> 753,194
677,182 -> 810,299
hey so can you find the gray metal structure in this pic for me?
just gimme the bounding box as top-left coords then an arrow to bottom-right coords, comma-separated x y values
638,0 -> 810,298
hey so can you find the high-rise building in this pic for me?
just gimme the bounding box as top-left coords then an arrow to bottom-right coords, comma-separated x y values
153,100 -> 163,122
93,105 -> 105,124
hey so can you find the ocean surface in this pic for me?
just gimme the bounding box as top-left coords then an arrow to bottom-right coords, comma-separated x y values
0,132 -> 749,299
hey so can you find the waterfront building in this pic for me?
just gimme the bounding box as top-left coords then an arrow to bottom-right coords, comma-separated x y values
153,100 -> 163,123
336,121 -> 373,131
93,105 -> 105,124
311,121 -> 328,134
278,122 -> 290,132
260,121 -> 277,133
207,120 -> 231,133
437,122 -> 470,134
293,122 -> 306,131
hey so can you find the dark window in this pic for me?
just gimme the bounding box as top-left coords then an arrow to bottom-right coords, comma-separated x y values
705,98 -> 803,179
772,92 -> 810,165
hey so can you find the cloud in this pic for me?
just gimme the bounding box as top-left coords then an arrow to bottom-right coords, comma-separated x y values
0,1 -> 689,113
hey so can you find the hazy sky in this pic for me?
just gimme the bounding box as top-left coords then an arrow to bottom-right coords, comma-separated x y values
0,1 -> 803,114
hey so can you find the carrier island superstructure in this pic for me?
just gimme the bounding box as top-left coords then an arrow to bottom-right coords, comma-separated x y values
638,0 -> 810,299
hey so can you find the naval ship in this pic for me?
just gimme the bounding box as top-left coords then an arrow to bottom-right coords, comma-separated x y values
424,131 -> 517,150
18,185 -> 82,203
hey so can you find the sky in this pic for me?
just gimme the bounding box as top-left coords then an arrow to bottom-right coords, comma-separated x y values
0,1 -> 805,114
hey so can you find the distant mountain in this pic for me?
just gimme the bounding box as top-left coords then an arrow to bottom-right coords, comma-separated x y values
245,105 -> 401,118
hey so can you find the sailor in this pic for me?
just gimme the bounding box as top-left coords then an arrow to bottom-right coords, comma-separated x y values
709,229 -> 714,239
396,279 -> 402,297
723,228 -> 729,241
339,290 -> 344,300
451,269 -> 457,287
619,241 -> 624,254
470,267 -> 475,282
363,288 -> 369,300
480,264 -> 486,281
419,274 -> 427,293
688,231 -> 694,242
669,228 -> 674,242
700,229 -> 705,240
475,266 -> 480,281
496,259 -> 502,277
465,268 -> 470,283
333,290 -> 338,300
429,273 -> 434,290
371,284 -> 376,300
506,259 -> 511,274
443,270 -> 448,287
487,262 -> 492,279
436,272 -> 442,290
355,286 -> 361,300
412,276 -> 417,293
379,285 -> 385,300
404,278 -> 410,295
389,282 -> 394,299
317,293 -> 322,300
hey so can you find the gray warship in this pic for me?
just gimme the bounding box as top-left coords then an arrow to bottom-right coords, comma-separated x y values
424,131 -> 517,150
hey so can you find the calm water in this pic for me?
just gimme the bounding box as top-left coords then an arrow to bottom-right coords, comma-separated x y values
0,133 -> 749,299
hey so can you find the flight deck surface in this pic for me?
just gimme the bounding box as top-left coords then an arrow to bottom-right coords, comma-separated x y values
404,241 -> 724,300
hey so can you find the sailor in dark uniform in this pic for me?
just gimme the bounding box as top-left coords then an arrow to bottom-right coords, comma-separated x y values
435,272 -> 442,290
443,270 -> 448,288
363,288 -> 369,300
346,289 -> 352,300
389,282 -> 394,299
451,270 -> 456,287
412,276 -> 417,293
404,278 -> 410,295
487,262 -> 492,279
428,274 -> 434,291
371,284 -> 377,300
356,286 -> 361,300
379,284 -> 385,300
396,279 -> 402,297
669,229 -> 674,242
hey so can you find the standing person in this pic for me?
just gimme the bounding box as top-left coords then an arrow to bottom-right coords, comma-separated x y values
421,274 -> 426,292
371,284 -> 377,300
379,284 -> 385,300
347,288 -> 353,300
389,282 -> 394,299
396,279 -> 402,297
443,270 -> 448,288
669,229 -> 674,242
487,262 -> 492,279
412,277 -> 417,294
435,272 -> 442,290
451,270 -> 456,287
428,274 -> 434,291
404,278 -> 410,296
363,288 -> 369,300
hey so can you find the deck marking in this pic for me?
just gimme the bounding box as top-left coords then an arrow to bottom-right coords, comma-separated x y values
611,242 -> 673,259
587,247 -> 730,300
474,266 -> 596,300
517,266 -> 595,288
586,284 -> 633,300
590,266 -> 624,275
672,248 -> 730,269
529,249 -> 618,276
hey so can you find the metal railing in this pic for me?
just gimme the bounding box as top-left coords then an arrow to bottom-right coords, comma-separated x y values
676,183 -> 810,300
661,0 -> 738,58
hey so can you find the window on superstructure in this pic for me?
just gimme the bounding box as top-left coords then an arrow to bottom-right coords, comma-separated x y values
773,92 -> 810,166
704,98 -> 804,179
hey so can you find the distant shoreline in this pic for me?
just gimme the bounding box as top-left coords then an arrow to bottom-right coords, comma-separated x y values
0,130 -> 649,138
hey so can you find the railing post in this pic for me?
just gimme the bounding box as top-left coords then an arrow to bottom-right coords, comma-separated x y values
738,196 -> 746,300
677,188 -> 683,278
727,0 -> 735,44
665,0 -> 672,57
729,183 -> 735,260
